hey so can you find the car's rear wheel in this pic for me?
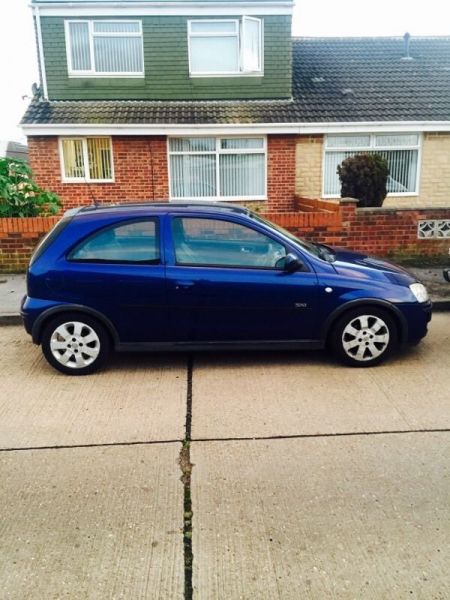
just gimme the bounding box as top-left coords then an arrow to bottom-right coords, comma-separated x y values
330,308 -> 397,367
41,313 -> 110,375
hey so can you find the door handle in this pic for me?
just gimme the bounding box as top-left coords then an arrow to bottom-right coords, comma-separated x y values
174,281 -> 195,290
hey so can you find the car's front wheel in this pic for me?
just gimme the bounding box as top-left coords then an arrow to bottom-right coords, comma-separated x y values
330,308 -> 397,367
41,313 -> 110,375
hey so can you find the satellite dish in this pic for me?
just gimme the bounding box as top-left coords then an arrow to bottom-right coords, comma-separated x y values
31,82 -> 41,98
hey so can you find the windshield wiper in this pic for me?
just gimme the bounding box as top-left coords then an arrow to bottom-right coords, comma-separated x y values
314,243 -> 336,262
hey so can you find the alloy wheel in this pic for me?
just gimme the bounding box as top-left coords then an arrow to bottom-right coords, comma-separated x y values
50,321 -> 101,369
341,314 -> 390,362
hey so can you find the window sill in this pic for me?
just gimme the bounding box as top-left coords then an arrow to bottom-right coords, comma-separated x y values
189,72 -> 263,78
169,196 -> 267,202
62,179 -> 115,184
68,73 -> 145,79
322,193 -> 419,199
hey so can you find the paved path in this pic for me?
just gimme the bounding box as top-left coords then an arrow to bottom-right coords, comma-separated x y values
0,274 -> 26,316
0,315 -> 449,599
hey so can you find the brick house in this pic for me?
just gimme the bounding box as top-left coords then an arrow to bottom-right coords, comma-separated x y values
21,0 -> 450,212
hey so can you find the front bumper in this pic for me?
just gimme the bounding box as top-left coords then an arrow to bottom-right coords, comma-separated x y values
397,301 -> 432,345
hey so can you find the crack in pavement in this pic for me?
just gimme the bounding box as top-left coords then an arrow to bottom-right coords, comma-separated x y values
0,440 -> 182,452
178,355 -> 194,600
190,428 -> 450,443
2,428 -> 450,454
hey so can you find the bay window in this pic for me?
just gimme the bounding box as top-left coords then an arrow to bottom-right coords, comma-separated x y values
60,137 -> 114,182
188,18 -> 262,75
323,134 -> 421,196
169,137 -> 266,200
66,20 -> 144,76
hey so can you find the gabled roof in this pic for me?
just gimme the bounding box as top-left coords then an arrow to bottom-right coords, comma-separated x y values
0,140 -> 29,160
22,36 -> 450,131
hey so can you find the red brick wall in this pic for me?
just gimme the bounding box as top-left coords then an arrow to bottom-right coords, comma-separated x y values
267,135 -> 297,211
28,136 -> 169,208
347,206 -> 450,257
0,216 -> 60,272
1,200 -> 449,272
28,134 -> 297,212
267,199 -> 450,258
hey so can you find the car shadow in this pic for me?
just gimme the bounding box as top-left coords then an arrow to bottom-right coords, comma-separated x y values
108,344 -> 425,372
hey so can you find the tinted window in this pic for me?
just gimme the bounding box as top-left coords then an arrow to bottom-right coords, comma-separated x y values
69,219 -> 159,263
172,217 -> 286,268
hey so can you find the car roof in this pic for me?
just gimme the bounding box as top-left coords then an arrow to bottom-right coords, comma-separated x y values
65,201 -> 251,219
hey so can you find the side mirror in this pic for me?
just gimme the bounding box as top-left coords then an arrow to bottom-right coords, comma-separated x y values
444,268 -> 450,283
284,253 -> 303,273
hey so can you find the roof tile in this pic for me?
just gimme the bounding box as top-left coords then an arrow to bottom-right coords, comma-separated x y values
22,36 -> 450,126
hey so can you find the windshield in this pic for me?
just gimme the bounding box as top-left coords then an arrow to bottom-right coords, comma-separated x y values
250,213 -> 333,261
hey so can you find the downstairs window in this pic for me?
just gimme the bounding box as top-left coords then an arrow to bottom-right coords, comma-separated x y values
60,137 -> 114,182
169,137 -> 266,200
323,134 -> 420,196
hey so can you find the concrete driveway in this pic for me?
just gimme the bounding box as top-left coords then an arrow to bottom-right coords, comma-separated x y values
0,314 -> 449,599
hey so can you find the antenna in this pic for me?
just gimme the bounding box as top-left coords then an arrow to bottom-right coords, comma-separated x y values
401,32 -> 413,61
84,176 -> 100,208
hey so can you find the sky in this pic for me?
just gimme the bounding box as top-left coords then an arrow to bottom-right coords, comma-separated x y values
0,0 -> 449,143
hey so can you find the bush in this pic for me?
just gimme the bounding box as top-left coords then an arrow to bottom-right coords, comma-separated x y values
0,157 -> 61,217
337,153 -> 389,208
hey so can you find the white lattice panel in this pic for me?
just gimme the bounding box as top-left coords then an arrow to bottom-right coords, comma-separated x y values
417,220 -> 450,239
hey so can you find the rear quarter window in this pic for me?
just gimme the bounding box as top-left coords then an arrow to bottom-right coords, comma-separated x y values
29,217 -> 72,266
68,219 -> 160,264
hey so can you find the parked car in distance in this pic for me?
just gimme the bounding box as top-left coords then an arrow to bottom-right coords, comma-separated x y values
21,202 -> 432,375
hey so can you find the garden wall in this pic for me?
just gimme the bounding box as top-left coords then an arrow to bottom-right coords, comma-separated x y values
0,216 -> 59,272
265,198 -> 450,260
0,198 -> 449,272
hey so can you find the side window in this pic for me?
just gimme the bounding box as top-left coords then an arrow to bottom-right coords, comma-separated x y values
172,217 -> 286,269
69,220 -> 160,263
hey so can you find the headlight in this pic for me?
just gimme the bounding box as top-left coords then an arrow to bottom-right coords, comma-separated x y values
409,283 -> 429,303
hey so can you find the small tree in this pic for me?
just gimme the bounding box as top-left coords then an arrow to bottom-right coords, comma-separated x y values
0,157 -> 61,217
337,153 -> 389,208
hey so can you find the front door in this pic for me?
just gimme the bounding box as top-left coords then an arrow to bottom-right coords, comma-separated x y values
165,215 -> 319,342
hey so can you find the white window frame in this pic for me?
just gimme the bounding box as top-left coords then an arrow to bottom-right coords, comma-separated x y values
65,19 -> 144,78
322,133 -> 422,198
168,135 -> 267,201
187,18 -> 263,77
59,136 -> 115,183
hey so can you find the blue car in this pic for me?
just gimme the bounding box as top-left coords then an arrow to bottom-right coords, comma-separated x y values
22,202 -> 431,375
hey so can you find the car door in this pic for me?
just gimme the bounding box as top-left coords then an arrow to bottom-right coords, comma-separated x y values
60,217 -> 169,343
165,214 -> 319,343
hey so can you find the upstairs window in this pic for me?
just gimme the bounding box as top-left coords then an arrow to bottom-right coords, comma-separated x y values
323,134 -> 421,196
188,18 -> 262,75
65,20 -> 144,76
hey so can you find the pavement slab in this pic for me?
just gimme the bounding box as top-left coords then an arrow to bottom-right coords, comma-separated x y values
192,433 -> 450,600
192,313 -> 450,439
0,443 -> 184,600
0,327 -> 187,448
0,275 -> 26,316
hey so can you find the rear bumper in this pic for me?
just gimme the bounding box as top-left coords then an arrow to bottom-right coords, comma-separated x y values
20,295 -> 32,334
21,296 -> 69,343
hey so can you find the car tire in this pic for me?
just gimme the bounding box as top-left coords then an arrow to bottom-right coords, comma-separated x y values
330,307 -> 397,367
41,313 -> 110,375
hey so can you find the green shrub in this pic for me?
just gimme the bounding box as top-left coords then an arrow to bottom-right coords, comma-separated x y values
0,157 -> 61,217
337,153 -> 389,208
